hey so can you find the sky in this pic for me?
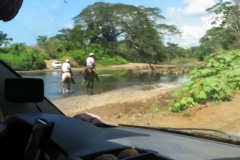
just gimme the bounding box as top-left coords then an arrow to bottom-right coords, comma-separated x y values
0,0 -> 218,48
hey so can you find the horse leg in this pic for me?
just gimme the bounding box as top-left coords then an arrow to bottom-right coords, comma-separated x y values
86,80 -> 90,95
62,77 -> 71,94
61,76 -> 68,86
90,80 -> 94,95
62,80 -> 67,94
63,82 -> 67,94
61,75 -> 65,94
94,71 -> 100,81
62,83 -> 65,94
66,78 -> 71,93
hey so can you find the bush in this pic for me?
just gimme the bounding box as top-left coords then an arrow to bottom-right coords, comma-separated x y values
33,60 -> 46,70
0,44 -> 49,71
0,54 -> 33,71
168,49 -> 240,112
98,56 -> 128,66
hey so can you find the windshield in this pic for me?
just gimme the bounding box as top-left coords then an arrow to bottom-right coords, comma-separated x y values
1,0 -> 240,138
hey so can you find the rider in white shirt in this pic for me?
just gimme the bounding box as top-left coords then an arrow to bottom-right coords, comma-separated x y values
62,59 -> 71,72
61,59 -> 74,85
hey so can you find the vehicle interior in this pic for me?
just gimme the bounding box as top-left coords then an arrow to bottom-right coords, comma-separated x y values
1,1 -> 240,160
0,59 -> 240,160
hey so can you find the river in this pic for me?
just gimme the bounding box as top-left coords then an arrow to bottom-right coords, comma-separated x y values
19,69 -> 189,100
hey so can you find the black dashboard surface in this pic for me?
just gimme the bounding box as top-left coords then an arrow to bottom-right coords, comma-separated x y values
5,113 -> 240,160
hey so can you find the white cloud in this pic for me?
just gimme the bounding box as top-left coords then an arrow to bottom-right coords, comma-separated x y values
182,0 -> 216,15
64,23 -> 74,29
178,16 -> 212,47
163,0 -> 217,48
179,25 -> 207,47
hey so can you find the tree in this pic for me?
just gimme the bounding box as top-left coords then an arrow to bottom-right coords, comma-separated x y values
0,31 -> 12,47
72,2 -> 180,62
207,0 -> 240,41
165,43 -> 187,60
199,27 -> 236,52
37,35 -> 48,48
57,25 -> 98,53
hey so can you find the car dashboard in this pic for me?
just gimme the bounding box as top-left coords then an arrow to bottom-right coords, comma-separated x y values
0,113 -> 240,160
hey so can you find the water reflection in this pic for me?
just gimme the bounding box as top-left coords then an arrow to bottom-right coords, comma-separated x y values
20,69 -> 189,100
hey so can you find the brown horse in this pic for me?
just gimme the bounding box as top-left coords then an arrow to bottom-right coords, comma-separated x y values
82,68 -> 99,95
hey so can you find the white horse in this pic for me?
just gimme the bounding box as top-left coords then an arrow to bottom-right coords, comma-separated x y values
61,72 -> 72,94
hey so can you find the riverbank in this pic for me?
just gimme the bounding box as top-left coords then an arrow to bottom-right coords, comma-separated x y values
51,82 -> 182,116
16,61 -> 193,75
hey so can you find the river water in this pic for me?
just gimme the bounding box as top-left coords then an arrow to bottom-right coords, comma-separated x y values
20,69 -> 189,100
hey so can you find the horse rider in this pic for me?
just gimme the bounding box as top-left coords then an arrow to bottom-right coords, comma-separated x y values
61,59 -> 74,86
83,53 -> 99,81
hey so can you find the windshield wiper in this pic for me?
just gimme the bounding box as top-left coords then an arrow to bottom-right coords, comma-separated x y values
158,127 -> 240,143
120,124 -> 240,145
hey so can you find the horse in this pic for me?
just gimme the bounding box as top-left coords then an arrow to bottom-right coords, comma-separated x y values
82,67 -> 99,95
60,72 -> 73,94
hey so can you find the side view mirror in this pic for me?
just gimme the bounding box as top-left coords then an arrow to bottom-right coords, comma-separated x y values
4,78 -> 44,103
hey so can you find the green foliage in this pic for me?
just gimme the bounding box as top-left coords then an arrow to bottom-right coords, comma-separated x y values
0,44 -> 48,71
202,1 -> 240,53
56,43 -> 129,67
98,56 -> 128,66
33,59 -> 46,70
206,0 -> 240,41
56,2 -> 181,62
150,104 -> 160,113
171,58 -> 199,65
169,97 -> 195,113
4,43 -> 27,55
34,51 -> 50,60
0,31 -> 13,47
199,27 -> 234,52
37,35 -> 48,48
169,49 -> 240,112
0,53 -> 33,70
57,50 -> 86,66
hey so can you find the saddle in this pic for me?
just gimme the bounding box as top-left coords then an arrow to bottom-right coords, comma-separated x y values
87,68 -> 93,73
83,67 -> 99,81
